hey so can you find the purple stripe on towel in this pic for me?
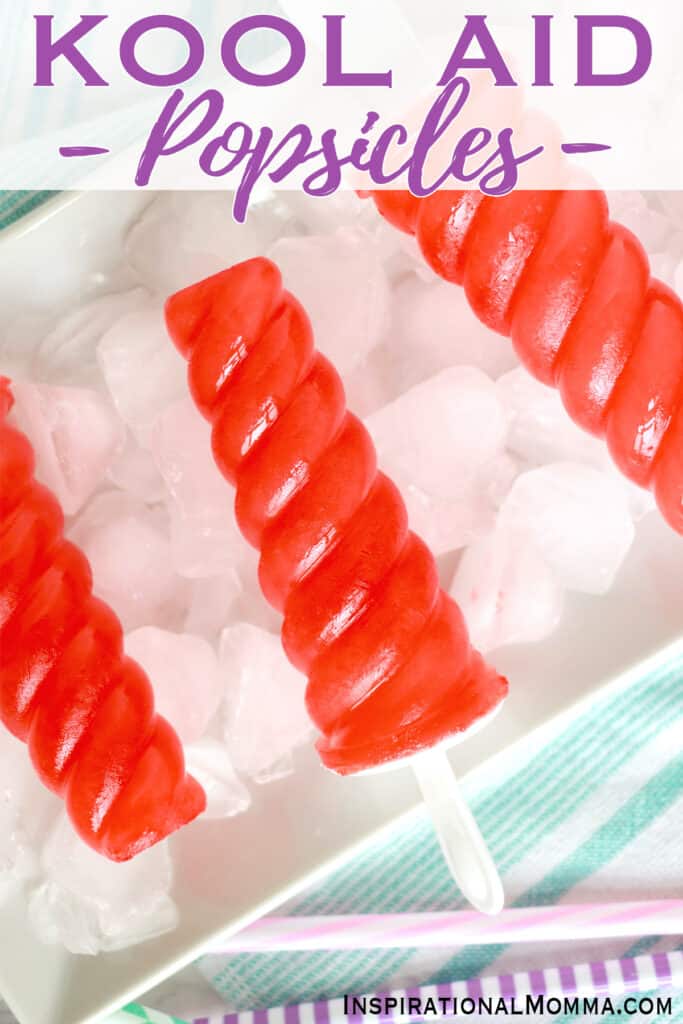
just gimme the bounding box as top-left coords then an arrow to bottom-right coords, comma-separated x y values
620,958 -> 640,989
559,966 -> 577,993
346,998 -> 364,1024
284,1005 -> 301,1024
590,961 -> 609,992
653,953 -> 673,986
529,970 -> 547,996
405,986 -> 422,1022
466,977 -> 483,1000
499,974 -> 516,1001
375,991 -> 393,1024
313,1000 -> 330,1024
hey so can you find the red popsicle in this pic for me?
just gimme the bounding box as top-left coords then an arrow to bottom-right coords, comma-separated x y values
0,377 -> 205,861
365,189 -> 683,535
165,258 -> 507,776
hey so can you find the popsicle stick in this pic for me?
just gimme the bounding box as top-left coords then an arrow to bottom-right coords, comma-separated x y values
411,748 -> 504,915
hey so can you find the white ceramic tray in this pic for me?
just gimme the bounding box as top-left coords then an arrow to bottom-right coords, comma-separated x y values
0,192 -> 682,1024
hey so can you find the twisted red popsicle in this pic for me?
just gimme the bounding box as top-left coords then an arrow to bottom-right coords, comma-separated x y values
165,259 -> 507,775
0,378 -> 205,860
366,189 -> 683,535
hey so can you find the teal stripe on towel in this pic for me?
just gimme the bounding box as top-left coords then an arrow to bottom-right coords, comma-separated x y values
0,191 -> 57,229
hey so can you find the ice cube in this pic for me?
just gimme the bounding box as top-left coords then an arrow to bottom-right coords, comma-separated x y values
125,192 -> 295,295
184,571 -> 244,640
184,739 -> 251,819
608,192 -> 672,252
601,460 -> 657,523
34,288 -> 149,386
486,452 -> 523,509
234,567 -> 284,635
659,192 -> 683,229
370,217 -> 431,284
106,430 -> 166,504
450,527 -> 564,652
0,311 -> 50,380
169,504 -> 248,581
387,275 -> 518,393
649,242 -> 683,289
497,368 -> 603,467
281,189 -> 364,234
28,815 -> 177,956
497,369 -> 656,520
124,627 -> 222,745
0,731 -> 57,893
365,367 -> 507,502
69,492 -> 187,631
151,398 -> 247,579
343,343 -> 397,418
268,226 -> 391,376
0,790 -> 34,897
97,302 -> 187,446
498,463 -> 635,595
9,380 -> 125,516
220,623 -> 313,782
396,450 -> 521,557
150,398 -> 228,515
401,481 -> 495,556
675,258 -> 683,296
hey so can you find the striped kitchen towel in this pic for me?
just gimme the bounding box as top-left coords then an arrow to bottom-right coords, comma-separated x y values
192,650 -> 683,1024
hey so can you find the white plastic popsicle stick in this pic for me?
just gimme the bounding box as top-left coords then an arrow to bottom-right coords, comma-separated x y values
412,748 -> 504,915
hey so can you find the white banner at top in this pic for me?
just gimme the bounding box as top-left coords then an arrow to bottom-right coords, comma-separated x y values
0,0 -> 681,210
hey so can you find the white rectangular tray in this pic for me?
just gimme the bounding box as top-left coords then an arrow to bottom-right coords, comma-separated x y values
0,191 -> 682,1024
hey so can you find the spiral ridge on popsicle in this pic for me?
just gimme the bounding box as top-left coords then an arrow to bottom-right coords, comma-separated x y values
366,189 -> 683,535
0,378 -> 205,861
165,259 -> 507,775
